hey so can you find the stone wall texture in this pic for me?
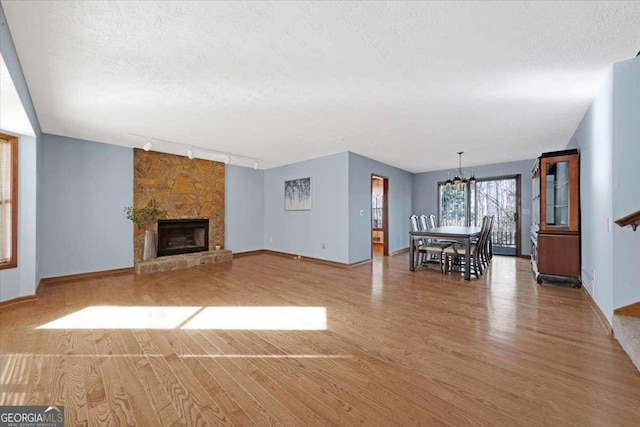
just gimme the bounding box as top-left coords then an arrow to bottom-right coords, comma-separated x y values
133,149 -> 225,260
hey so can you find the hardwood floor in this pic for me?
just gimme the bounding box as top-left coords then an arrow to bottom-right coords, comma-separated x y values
1,254 -> 639,426
372,242 -> 384,257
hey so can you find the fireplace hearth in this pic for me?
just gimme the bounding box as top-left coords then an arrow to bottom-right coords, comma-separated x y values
157,219 -> 209,257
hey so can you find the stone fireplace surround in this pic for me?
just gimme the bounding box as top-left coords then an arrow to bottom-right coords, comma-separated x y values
133,149 -> 232,274
134,249 -> 232,275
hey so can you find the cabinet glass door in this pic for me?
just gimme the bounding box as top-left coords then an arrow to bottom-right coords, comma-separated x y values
545,161 -> 569,226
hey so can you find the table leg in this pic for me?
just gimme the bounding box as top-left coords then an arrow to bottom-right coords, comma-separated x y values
409,236 -> 415,271
464,237 -> 471,281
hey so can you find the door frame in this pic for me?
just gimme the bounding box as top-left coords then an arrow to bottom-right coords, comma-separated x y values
371,174 -> 389,257
474,174 -> 522,257
436,174 -> 521,256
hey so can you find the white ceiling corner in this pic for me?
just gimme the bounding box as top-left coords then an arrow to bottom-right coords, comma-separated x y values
0,54 -> 35,137
1,1 -> 639,171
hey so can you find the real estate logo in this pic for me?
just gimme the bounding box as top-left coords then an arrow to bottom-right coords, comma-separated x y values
0,405 -> 64,427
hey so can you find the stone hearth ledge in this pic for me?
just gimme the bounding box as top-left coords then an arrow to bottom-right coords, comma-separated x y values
135,249 -> 232,274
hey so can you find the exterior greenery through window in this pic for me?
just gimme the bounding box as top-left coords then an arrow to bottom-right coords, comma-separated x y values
439,177 -> 519,253
0,133 -> 18,269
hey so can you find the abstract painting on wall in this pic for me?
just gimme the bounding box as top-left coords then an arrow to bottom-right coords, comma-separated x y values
285,177 -> 312,211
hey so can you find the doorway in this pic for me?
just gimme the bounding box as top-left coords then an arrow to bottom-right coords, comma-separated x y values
438,174 -> 521,256
473,175 -> 521,256
371,175 -> 389,257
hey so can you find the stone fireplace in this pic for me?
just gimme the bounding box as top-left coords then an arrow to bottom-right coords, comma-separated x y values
157,218 -> 209,256
133,149 -> 225,259
133,149 -> 232,274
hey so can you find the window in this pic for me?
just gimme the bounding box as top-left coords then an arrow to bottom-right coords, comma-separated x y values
438,183 -> 470,226
0,133 -> 18,269
438,176 -> 520,255
372,178 -> 384,229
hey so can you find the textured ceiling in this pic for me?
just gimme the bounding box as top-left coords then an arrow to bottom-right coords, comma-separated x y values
2,1 -> 639,171
0,55 -> 34,137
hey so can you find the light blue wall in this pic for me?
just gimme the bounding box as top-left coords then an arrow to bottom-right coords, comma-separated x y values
264,152 -> 349,263
39,134 -> 134,278
567,70 -> 614,320
348,152 -> 413,263
0,136 -> 37,301
225,164 -> 264,253
612,57 -> 640,309
413,158 -> 535,256
0,4 -> 42,302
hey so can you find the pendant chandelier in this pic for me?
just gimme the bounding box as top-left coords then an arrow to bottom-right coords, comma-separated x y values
445,151 -> 476,188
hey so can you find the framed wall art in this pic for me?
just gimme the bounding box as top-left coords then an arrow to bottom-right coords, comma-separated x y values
284,177 -> 312,211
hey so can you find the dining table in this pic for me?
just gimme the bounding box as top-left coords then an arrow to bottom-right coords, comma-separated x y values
409,226 -> 482,281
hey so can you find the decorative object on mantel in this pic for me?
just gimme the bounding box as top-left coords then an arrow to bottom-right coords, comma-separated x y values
215,244 -> 222,250
615,210 -> 640,231
285,177 -> 312,211
445,151 -> 476,189
124,198 -> 168,260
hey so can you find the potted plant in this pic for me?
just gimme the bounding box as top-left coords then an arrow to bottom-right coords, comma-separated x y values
124,198 -> 168,260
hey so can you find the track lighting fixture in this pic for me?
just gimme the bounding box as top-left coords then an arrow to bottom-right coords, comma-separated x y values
131,133 -> 259,169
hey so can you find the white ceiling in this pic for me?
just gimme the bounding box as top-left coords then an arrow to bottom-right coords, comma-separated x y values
0,55 -> 35,137
2,1 -> 639,172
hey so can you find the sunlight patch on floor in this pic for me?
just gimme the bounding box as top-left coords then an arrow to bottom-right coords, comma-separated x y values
181,306 -> 327,330
36,306 -> 327,330
37,306 -> 202,329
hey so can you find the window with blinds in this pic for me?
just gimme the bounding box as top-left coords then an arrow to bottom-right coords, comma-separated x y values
0,134 -> 18,269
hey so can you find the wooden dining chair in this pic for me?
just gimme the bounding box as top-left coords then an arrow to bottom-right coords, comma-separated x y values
443,216 -> 490,278
475,215 -> 494,269
411,215 -> 452,272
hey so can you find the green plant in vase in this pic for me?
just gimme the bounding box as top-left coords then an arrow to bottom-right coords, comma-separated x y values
124,198 -> 168,260
124,198 -> 168,229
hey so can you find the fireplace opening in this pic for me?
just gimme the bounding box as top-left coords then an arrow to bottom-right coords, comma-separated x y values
157,219 -> 209,257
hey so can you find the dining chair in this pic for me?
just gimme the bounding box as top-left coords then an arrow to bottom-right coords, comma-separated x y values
428,214 -> 437,229
443,216 -> 490,278
419,214 -> 430,232
410,215 -> 423,265
411,215 -> 452,272
481,215 -> 495,267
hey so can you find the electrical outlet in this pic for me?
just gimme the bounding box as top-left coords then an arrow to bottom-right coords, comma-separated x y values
360,209 -> 364,216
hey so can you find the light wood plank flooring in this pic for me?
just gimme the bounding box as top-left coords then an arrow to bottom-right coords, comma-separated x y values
1,254 -> 639,426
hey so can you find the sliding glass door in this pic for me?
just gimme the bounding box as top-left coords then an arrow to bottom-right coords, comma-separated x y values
438,175 -> 520,256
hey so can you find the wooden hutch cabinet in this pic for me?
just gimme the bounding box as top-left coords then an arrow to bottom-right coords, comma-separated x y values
531,149 -> 581,286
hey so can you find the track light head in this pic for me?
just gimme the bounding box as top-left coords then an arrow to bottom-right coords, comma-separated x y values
187,148 -> 194,160
224,155 -> 231,165
254,160 -> 259,170
143,141 -> 153,151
